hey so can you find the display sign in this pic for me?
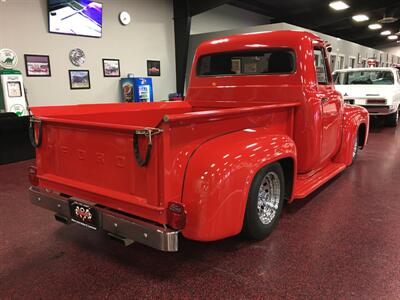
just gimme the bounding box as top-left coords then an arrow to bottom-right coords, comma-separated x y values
0,70 -> 28,116
367,58 -> 378,68
7,82 -> 22,97
120,78 -> 134,102
0,49 -> 18,69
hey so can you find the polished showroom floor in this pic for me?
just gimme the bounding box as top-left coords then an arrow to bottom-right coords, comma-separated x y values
1,119 -> 400,299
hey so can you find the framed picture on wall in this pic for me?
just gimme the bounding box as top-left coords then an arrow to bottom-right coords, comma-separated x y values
102,58 -> 120,77
357,53 -> 361,64
147,60 -> 160,76
69,70 -> 90,89
231,58 -> 241,74
24,54 -> 51,77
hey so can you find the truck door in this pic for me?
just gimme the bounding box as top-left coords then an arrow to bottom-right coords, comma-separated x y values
314,47 -> 342,163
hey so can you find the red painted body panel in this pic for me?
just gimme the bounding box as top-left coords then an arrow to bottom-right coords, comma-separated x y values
31,30 -> 369,242
181,129 -> 296,241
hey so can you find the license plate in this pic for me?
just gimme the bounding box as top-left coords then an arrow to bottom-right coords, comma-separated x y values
70,200 -> 98,230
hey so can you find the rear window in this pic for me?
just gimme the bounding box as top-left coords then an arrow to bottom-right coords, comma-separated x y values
197,49 -> 296,76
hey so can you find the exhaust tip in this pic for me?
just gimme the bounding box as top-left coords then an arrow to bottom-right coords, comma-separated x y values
107,232 -> 134,246
54,214 -> 70,224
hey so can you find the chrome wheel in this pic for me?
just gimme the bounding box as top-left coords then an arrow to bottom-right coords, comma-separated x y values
257,171 -> 281,225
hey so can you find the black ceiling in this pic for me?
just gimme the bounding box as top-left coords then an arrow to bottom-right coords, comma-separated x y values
230,0 -> 400,49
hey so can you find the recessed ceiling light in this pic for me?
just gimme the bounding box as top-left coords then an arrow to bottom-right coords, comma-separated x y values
368,23 -> 382,30
381,30 -> 391,36
329,1 -> 349,10
352,14 -> 369,22
388,35 -> 398,40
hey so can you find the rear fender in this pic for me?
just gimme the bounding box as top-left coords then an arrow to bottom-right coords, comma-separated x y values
181,128 -> 297,241
334,104 -> 369,166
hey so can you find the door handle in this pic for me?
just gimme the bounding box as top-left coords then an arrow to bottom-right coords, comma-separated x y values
321,97 -> 329,103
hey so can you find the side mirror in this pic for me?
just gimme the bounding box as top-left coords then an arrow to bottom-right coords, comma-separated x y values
326,45 -> 332,53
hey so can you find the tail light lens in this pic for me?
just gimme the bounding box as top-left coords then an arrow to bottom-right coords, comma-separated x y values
167,202 -> 186,230
28,166 -> 39,186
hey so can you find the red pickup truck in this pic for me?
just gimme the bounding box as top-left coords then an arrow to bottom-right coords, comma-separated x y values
29,31 -> 369,251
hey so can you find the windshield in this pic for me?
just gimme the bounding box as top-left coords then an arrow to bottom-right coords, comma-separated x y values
334,70 -> 394,85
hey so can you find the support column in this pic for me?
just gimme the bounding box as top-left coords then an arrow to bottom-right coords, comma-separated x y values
173,0 -> 191,96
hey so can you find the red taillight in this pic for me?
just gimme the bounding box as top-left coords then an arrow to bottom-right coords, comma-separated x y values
167,202 -> 186,230
28,166 -> 39,186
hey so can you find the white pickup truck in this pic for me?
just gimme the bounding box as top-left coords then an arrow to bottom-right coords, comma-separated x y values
333,67 -> 400,126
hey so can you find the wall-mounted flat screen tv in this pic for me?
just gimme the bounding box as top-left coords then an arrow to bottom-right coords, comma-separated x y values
48,0 -> 103,38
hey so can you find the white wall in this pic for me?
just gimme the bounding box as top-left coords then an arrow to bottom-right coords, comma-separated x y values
0,0 -> 176,106
190,4 -> 271,35
380,46 -> 400,64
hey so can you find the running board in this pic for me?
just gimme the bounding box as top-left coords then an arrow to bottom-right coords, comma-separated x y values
294,163 -> 346,199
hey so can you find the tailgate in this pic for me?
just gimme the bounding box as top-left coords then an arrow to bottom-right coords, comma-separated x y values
33,117 -> 166,223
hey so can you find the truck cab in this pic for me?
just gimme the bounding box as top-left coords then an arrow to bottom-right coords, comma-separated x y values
29,31 -> 369,251
187,32 -> 356,174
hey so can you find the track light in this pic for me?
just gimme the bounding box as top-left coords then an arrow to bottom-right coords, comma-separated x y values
329,1 -> 349,10
380,30 -> 391,36
352,14 -> 369,22
368,24 -> 382,30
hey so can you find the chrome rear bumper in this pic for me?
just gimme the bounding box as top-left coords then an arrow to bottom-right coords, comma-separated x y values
29,187 -> 179,252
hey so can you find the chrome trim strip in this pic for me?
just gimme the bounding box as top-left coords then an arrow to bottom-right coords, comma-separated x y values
29,187 -> 179,252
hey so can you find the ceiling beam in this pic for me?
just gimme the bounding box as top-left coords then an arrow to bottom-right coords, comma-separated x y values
230,0 -> 281,19
188,0 -> 232,16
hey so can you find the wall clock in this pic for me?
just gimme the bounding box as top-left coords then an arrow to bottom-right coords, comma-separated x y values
69,48 -> 86,67
119,11 -> 131,25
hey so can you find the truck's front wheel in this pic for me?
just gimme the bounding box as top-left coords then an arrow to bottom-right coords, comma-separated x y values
352,133 -> 359,163
386,110 -> 399,127
242,162 -> 285,240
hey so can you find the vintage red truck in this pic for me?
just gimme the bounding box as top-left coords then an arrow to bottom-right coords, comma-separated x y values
28,30 -> 369,252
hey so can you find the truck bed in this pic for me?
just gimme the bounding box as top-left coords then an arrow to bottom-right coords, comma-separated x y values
31,101 -> 298,225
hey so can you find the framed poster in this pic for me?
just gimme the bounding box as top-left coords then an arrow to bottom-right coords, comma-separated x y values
69,70 -> 90,89
7,82 -> 22,97
147,60 -> 160,76
231,58 -> 241,74
348,56 -> 356,68
102,58 -> 120,77
243,62 -> 257,73
24,54 -> 51,77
